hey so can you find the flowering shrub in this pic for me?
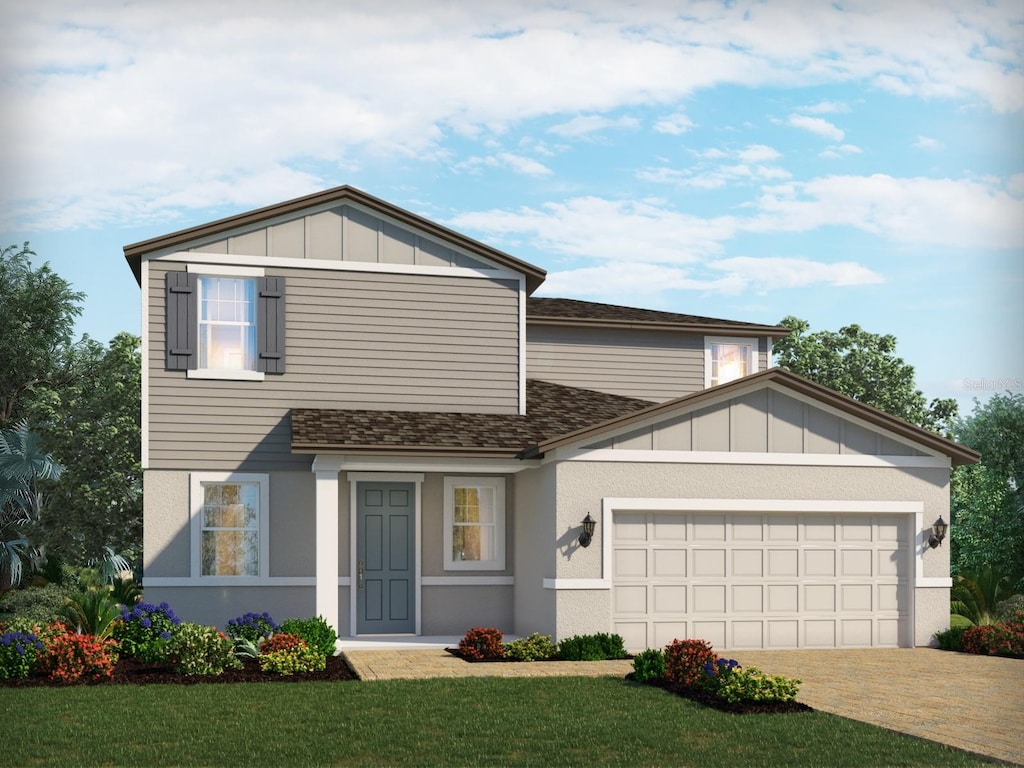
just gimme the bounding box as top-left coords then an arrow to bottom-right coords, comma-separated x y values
631,648 -> 665,683
279,616 -> 338,657
503,632 -> 557,661
961,613 -> 1024,658
259,643 -> 326,675
259,632 -> 306,655
664,638 -> 718,689
226,612 -> 278,643
714,666 -> 801,704
113,601 -> 182,662
458,627 -> 505,660
702,657 -> 742,692
0,630 -> 44,679
40,628 -> 120,683
167,623 -> 242,676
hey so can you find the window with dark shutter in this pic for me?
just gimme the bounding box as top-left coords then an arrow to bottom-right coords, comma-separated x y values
257,276 -> 286,374
165,271 -> 198,371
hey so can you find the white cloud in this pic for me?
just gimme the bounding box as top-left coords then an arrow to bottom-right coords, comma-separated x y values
819,143 -> 862,158
788,114 -> 845,141
1008,173 -> 1024,197
453,152 -> 553,177
548,114 -> 640,137
737,144 -> 782,163
800,100 -> 850,114
708,257 -> 884,292
653,112 -> 695,135
913,135 -> 945,151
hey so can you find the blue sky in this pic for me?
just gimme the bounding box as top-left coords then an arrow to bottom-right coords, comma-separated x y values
2,1 -> 1021,413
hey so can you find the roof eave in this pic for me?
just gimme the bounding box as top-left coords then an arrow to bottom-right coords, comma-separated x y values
291,443 -> 524,459
526,315 -> 792,337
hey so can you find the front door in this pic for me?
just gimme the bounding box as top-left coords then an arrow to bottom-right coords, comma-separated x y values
356,482 -> 416,634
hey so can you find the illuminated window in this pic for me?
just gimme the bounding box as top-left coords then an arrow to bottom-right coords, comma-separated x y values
199,277 -> 257,371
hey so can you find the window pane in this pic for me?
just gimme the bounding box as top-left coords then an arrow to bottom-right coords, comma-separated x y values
199,277 -> 256,370
202,483 -> 258,528
712,343 -> 749,385
201,530 -> 258,576
454,486 -> 494,523
452,524 -> 494,562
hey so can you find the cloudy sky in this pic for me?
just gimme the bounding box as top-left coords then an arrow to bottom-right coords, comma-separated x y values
2,1 -> 1021,411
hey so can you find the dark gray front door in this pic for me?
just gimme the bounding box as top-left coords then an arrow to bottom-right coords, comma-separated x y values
357,482 -> 415,634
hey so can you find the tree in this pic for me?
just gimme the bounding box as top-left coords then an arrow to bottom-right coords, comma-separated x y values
0,422 -> 62,589
0,243 -> 84,425
773,316 -> 958,433
26,333 -> 142,564
950,393 -> 1024,578
0,244 -> 141,568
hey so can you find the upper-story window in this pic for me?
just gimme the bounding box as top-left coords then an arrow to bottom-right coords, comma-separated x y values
705,336 -> 758,388
199,277 -> 257,371
165,266 -> 286,380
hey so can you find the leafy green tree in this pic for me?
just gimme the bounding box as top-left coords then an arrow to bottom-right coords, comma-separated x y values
28,333 -> 142,564
0,243 -> 84,425
950,393 -> 1024,578
0,244 -> 141,568
0,422 -> 62,589
773,316 -> 958,433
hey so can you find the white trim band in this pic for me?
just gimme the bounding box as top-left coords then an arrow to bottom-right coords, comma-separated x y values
422,576 -> 514,586
566,449 -> 949,468
143,577 -> 315,587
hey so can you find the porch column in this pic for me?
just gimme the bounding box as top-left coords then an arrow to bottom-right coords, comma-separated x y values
312,456 -> 344,642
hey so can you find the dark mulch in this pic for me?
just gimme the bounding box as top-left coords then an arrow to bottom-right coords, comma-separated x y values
625,673 -> 813,715
0,655 -> 358,688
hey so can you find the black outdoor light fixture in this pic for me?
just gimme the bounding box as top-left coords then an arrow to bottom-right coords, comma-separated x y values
579,514 -> 597,548
928,516 -> 948,548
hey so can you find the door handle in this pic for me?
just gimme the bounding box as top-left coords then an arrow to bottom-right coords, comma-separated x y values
357,560 -> 365,590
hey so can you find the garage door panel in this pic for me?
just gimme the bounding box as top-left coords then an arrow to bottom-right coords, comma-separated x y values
653,549 -> 686,577
614,549 -> 647,578
612,511 -> 909,651
693,549 -> 726,577
653,585 -> 686,614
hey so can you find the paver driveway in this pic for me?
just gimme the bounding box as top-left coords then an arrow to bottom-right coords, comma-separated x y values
344,646 -> 1023,766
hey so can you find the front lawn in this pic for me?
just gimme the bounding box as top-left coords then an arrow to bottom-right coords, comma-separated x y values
1,676 -> 988,767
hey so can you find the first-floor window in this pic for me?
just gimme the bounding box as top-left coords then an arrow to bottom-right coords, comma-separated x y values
191,473 -> 269,578
443,477 -> 506,570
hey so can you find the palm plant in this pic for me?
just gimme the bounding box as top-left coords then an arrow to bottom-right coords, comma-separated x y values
950,565 -> 1019,626
62,590 -> 123,640
0,421 -> 62,589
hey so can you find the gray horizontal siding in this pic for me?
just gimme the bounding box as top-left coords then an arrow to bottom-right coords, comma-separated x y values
148,262 -> 520,469
526,325 -> 704,401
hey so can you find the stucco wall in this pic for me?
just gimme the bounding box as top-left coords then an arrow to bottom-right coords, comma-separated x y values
421,586 -> 513,635
143,586 -> 315,628
512,465 -> 557,636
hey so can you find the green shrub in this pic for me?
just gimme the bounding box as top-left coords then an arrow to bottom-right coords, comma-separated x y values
631,648 -> 665,683
0,629 -> 44,679
278,616 -> 337,657
167,623 -> 241,676
458,627 -> 505,660
0,583 -> 75,625
996,594 -> 1024,620
232,636 -> 260,660
715,666 -> 801,704
663,638 -> 717,689
62,591 -> 122,640
112,601 -> 182,662
557,633 -> 628,661
110,577 -> 142,608
225,612 -> 278,643
949,614 -> 973,629
934,625 -> 969,651
259,644 -> 326,675
503,632 -> 557,661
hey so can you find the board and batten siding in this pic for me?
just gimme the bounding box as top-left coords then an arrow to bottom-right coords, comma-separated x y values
584,388 -> 930,455
148,262 -> 520,470
525,325 -> 772,402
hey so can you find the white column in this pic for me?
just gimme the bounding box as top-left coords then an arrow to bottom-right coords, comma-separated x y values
312,456 -> 343,642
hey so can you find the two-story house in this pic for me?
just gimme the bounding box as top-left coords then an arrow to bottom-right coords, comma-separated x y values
125,185 -> 977,651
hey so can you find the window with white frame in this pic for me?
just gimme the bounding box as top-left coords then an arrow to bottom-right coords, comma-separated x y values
190,473 -> 269,578
705,336 -> 758,388
198,277 -> 257,371
443,477 -> 506,570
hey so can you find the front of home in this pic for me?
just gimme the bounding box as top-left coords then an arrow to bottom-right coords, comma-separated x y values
125,185 -> 977,651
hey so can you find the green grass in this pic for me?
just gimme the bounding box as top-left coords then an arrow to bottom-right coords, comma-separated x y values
1,677 -> 990,767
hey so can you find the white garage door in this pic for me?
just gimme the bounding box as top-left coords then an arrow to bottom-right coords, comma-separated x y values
612,511 -> 911,651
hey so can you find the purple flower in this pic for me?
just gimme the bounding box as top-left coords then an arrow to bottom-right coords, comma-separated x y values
140,618 -> 152,629
159,631 -> 171,640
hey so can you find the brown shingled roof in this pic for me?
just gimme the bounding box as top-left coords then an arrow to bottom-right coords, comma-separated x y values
527,297 -> 790,337
291,379 -> 653,456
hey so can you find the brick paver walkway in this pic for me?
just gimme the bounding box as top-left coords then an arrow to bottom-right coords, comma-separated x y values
343,647 -> 1024,766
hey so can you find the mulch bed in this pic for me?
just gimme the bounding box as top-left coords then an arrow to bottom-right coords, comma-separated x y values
626,674 -> 813,715
0,655 -> 358,687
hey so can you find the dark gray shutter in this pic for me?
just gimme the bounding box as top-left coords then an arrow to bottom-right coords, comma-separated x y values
165,271 -> 198,370
257,276 -> 286,374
